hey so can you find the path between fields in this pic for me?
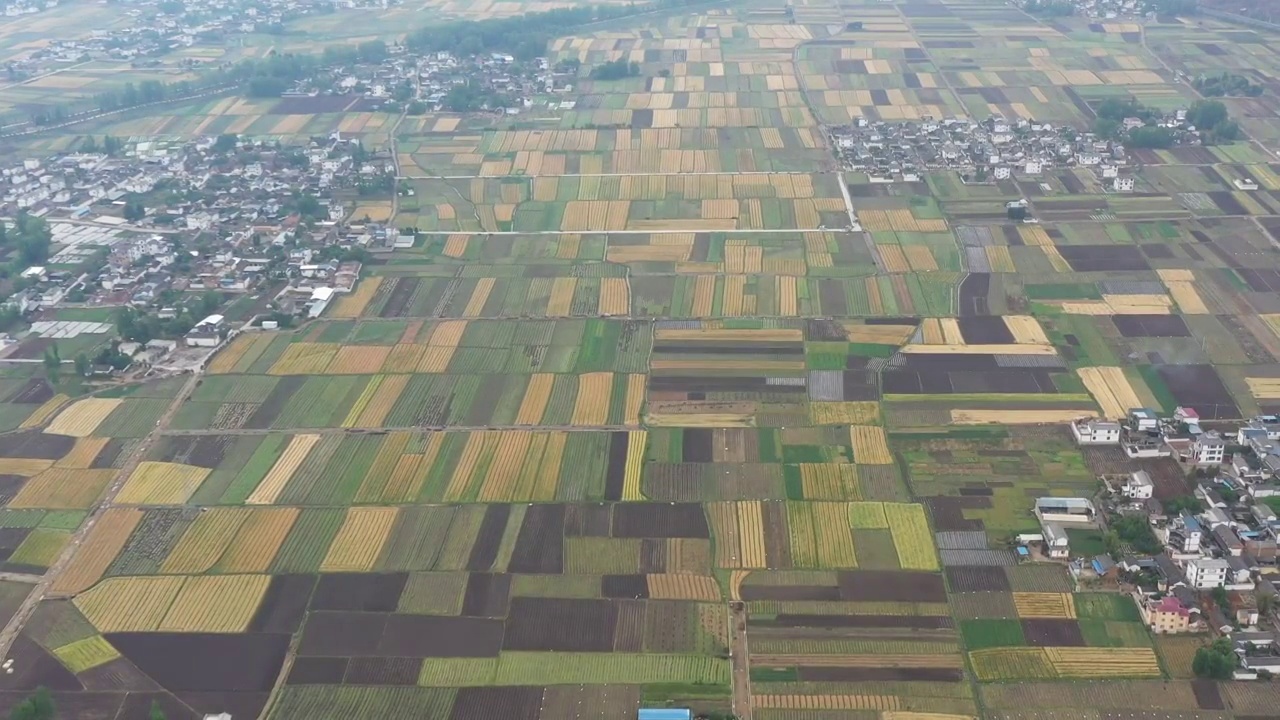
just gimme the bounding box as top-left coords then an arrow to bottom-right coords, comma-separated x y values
0,371 -> 202,661
729,601 -> 753,720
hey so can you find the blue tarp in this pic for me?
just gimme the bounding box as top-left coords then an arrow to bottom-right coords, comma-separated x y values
638,710 -> 693,720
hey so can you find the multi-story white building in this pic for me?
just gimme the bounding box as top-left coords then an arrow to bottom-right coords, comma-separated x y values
1184,557 -> 1230,589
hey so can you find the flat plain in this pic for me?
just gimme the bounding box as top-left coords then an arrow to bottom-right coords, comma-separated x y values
3,0 -> 1280,718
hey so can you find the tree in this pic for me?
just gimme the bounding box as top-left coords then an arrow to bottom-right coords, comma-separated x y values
1188,100 -> 1229,131
9,686 -> 54,720
1210,585 -> 1229,609
149,699 -> 166,720
123,200 -> 146,222
1163,495 -> 1204,515
74,353 -> 90,377
1193,638 -> 1238,679
1258,592 -> 1276,618
213,133 -> 238,153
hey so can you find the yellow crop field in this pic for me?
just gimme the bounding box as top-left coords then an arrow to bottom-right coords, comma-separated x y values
1166,282 -> 1208,314
951,409 -> 1093,424
247,434 -> 320,504
478,430 -> 533,501
735,500 -> 767,568
647,412 -> 755,428
546,277 -> 577,317
443,235 -> 469,258
1014,592 -> 1076,618
45,398 -> 121,437
970,647 -> 1057,680
571,372 -> 613,426
320,506 -> 399,572
9,468 -> 114,510
515,374 -> 555,425
331,278 -> 382,318
843,324 -> 914,345
0,458 -> 54,476
326,345 -> 393,374
647,574 -> 721,600
207,334 -> 258,373
160,508 -> 251,574
624,373 -> 646,427
75,576 -> 185,632
18,393 -> 70,429
985,246 -> 1015,272
599,277 -> 630,316
1004,316 -> 1050,344
623,430 -> 647,501
691,275 -> 715,316
708,502 -> 743,568
1247,378 -> 1280,400
444,432 -> 490,501
158,575 -> 271,633
814,502 -> 858,567
216,507 -> 298,573
810,402 -> 880,425
851,426 -> 892,464
799,464 -> 859,500
51,508 -> 142,596
463,277 -> 495,318
777,276 -> 798,316
1077,367 -> 1143,419
1044,647 -> 1161,678
878,245 -> 910,273
268,343 -> 341,375
116,462 -> 211,505
353,374 -> 409,427
56,437 -> 110,469
561,200 -> 630,231
754,695 -> 902,710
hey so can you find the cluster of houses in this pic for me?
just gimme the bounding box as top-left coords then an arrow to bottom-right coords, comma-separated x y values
1020,406 -> 1280,673
827,115 -> 1140,191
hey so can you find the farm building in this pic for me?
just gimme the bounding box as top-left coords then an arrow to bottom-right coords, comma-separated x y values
638,710 -> 692,720
1034,497 -> 1097,524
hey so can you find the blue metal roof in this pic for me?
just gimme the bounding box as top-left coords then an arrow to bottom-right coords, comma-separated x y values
638,710 -> 692,720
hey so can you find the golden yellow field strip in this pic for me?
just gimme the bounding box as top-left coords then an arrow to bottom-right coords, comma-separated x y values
1004,316 -> 1050,344
951,409 -> 1093,424
851,426 -> 892,464
354,374 -> 409,427
647,574 -> 721,600
158,575 -> 271,633
900,343 -> 1057,355
571,372 -> 613,426
247,434 -> 320,505
216,507 -> 299,573
1013,592 -> 1076,618
55,437 -> 110,469
45,398 -> 121,437
116,462 -> 211,505
599,277 -> 630,316
268,343 -> 341,375
939,319 -> 965,345
160,507 -> 250,574
1103,293 -> 1173,314
777,276 -> 798,316
9,468 -> 115,509
1246,378 -> 1280,400
736,500 -> 767,568
691,275 -> 715,317
843,324 -> 914,345
654,328 -> 803,342
647,412 -> 755,428
19,394 -> 69,429
1077,366 -> 1143,420
0,458 -> 54,476
51,508 -> 142,596
651,359 -> 806,372
1165,282 -> 1209,314
623,430 -> 647,501
985,246 -> 1015,272
76,576 -> 185,632
326,345 -> 392,374
515,374 -> 555,425
319,506 -> 398,572
330,277 -> 382,318
1044,647 -> 1161,677
810,402 -> 880,425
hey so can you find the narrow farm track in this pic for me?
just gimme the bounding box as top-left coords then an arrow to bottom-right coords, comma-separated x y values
729,601 -> 753,720
0,371 -> 202,661
159,423 -> 639,437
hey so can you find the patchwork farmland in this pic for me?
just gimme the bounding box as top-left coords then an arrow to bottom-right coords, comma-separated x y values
8,0 -> 1280,718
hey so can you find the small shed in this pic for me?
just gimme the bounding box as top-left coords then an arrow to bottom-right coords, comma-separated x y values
638,710 -> 692,720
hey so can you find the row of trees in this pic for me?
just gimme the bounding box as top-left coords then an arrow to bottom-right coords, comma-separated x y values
1092,97 -> 1240,147
1194,72 -> 1265,98
589,59 -> 642,81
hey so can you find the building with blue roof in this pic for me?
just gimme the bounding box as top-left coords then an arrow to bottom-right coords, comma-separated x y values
638,710 -> 692,720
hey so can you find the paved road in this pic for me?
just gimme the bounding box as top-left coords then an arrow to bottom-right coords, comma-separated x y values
0,371 -> 202,659
729,601 -> 753,720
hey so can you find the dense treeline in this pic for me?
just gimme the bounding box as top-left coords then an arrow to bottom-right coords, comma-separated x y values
1194,72 -> 1264,98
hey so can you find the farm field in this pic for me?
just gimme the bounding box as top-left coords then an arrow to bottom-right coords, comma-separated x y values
11,0 -> 1280,718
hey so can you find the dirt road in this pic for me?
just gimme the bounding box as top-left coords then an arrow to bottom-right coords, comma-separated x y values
729,601 -> 753,720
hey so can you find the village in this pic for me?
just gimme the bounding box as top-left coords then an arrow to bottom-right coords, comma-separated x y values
1009,407 -> 1280,677
0,133 -> 401,372
826,111 -> 1215,190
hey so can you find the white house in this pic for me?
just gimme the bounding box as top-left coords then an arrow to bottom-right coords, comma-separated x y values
1129,408 -> 1159,432
1072,419 -> 1121,445
1122,470 -> 1154,500
994,166 -> 1011,180
1113,177 -> 1135,193
1042,522 -> 1070,558
1184,557 -> 1230,589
